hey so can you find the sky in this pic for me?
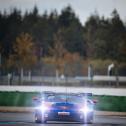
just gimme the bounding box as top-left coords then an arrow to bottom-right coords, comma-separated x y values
0,0 -> 126,25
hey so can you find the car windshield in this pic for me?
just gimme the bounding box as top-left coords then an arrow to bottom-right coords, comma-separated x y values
46,94 -> 85,104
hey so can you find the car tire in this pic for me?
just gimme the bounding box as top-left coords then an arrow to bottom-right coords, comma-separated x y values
81,121 -> 92,124
35,119 -> 42,123
35,116 -> 47,124
42,120 -> 47,124
86,118 -> 93,124
87,121 -> 93,124
80,120 -> 85,124
35,116 -> 42,123
80,118 -> 93,124
35,119 -> 47,124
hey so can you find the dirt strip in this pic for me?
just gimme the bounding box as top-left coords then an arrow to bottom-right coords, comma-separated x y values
95,111 -> 126,116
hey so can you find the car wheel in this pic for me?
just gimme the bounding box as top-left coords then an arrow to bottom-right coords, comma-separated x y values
86,118 -> 93,124
35,119 -> 47,124
35,118 -> 42,123
35,115 -> 42,123
80,120 -> 85,124
42,120 -> 47,124
81,120 -> 92,124
35,120 -> 42,123
35,114 -> 47,124
80,117 -> 93,124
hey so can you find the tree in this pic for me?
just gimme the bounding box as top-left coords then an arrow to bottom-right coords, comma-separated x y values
0,44 -> 2,67
110,9 -> 126,60
0,8 -> 22,57
84,13 -> 100,58
92,17 -> 111,59
84,9 -> 126,61
49,30 -> 67,75
58,6 -> 86,56
119,35 -> 126,61
63,21 -> 86,56
58,6 -> 76,27
47,30 -> 83,76
7,33 -> 37,83
63,52 -> 83,76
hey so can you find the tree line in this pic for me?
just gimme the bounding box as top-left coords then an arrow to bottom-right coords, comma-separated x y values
0,6 -> 126,70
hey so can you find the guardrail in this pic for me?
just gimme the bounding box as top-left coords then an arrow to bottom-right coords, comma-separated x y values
76,75 -> 126,82
0,75 -> 126,82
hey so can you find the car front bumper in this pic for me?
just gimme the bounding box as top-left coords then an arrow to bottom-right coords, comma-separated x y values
35,109 -> 93,122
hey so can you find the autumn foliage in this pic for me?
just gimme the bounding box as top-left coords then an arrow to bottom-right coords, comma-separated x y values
7,33 -> 37,70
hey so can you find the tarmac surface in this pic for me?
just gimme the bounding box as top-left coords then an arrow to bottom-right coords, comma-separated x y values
0,112 -> 126,126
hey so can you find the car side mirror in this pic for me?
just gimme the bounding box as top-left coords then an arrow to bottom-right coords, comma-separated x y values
32,96 -> 38,100
93,99 -> 98,104
32,96 -> 41,102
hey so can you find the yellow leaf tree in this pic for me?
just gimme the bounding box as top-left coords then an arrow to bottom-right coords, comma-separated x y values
13,33 -> 37,68
7,33 -> 37,83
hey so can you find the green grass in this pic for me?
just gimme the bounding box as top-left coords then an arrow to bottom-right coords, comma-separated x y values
0,91 -> 126,112
0,91 -> 39,107
93,95 -> 126,112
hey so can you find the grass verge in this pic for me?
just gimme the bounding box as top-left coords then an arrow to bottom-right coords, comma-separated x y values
0,91 -> 126,112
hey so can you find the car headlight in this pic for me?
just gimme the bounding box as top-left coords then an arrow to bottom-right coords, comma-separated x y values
37,104 -> 48,112
84,106 -> 93,112
80,106 -> 93,114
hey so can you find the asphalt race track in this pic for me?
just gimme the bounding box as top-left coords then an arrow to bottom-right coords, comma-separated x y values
0,112 -> 126,126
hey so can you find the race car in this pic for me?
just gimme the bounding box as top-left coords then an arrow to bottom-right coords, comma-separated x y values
34,92 -> 95,123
